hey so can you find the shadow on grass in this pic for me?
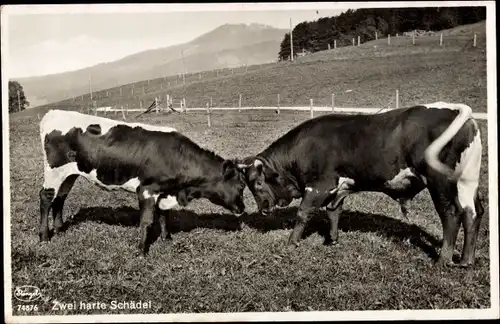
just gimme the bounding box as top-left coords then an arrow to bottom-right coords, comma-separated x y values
65,205 -> 441,260
241,207 -> 441,260
67,206 -> 243,246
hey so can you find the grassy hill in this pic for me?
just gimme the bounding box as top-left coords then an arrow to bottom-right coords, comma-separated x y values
17,21 -> 487,118
14,23 -> 287,107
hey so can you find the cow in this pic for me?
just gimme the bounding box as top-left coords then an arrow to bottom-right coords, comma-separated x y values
237,102 -> 484,267
39,110 -> 246,256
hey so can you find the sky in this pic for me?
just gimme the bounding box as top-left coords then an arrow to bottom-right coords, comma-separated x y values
3,3 -> 348,78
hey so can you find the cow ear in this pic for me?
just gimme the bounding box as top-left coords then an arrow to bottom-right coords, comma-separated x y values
222,159 -> 237,179
236,156 -> 255,171
253,159 -> 264,173
177,190 -> 189,206
222,159 -> 235,173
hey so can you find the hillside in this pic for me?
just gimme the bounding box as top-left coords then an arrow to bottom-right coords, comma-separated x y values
14,23 -> 287,107
18,21 -> 487,118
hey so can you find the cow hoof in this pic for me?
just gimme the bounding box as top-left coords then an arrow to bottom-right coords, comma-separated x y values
435,258 -> 454,268
458,260 -> 474,268
39,233 -> 50,242
161,234 -> 172,242
323,239 -> 338,246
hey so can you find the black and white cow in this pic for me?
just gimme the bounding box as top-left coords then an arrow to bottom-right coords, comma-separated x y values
237,102 -> 484,267
39,110 -> 246,255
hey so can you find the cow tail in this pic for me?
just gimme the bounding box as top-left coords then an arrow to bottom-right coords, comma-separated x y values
423,103 -> 473,181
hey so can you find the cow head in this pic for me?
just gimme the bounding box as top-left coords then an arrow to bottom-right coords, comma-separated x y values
236,156 -> 293,215
175,160 -> 246,216
209,159 -> 247,216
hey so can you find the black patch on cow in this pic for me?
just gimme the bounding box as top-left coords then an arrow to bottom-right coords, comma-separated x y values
43,123 -> 232,190
86,124 -> 102,135
251,106 -> 472,201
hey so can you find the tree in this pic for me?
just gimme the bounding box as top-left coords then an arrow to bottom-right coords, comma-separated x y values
9,81 -> 30,113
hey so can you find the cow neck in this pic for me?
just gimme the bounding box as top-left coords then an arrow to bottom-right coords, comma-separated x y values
258,153 -> 301,195
178,147 -> 225,190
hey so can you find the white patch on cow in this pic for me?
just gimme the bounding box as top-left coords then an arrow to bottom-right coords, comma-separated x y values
424,101 -> 465,111
254,159 -> 263,168
42,162 -> 80,192
328,177 -> 355,194
305,187 -> 313,192
423,102 -> 474,179
43,165 -> 141,197
455,129 -> 482,219
385,168 -> 415,190
87,170 -> 139,192
158,196 -> 178,210
40,109 -> 176,138
143,190 -> 152,199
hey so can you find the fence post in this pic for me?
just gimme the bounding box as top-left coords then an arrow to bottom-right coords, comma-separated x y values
352,38 -> 355,46
396,33 -> 399,38
210,97 -> 213,108
396,89 -> 399,109
156,97 -> 159,114
277,94 -> 280,114
412,34 -> 415,45
357,35 -> 360,46
310,99 -> 314,119
120,87 -> 122,96
375,31 -> 378,40
473,33 -> 477,47
94,101 -> 97,116
126,103 -> 129,115
238,94 -> 242,112
388,34 -> 391,45
331,93 -> 335,112
206,103 -> 211,128
328,43 -> 331,50
440,33 -> 443,46
183,98 -> 187,112
334,39 -> 337,49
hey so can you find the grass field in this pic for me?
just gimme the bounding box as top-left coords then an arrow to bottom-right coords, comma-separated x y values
8,20 -> 493,316
8,108 -> 491,315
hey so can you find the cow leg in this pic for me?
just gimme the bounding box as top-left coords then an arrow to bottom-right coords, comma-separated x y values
158,213 -> 172,241
51,175 -> 79,235
398,198 -> 411,221
459,190 -> 484,267
288,187 -> 330,246
137,186 -> 158,256
428,186 -> 461,266
157,195 -> 177,242
40,163 -> 78,242
39,188 -> 55,242
324,200 -> 344,246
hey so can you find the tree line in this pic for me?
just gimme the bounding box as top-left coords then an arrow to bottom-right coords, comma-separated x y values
278,6 -> 487,61
9,81 -> 30,113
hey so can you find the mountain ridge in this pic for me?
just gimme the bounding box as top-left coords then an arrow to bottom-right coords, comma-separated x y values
14,23 -> 287,107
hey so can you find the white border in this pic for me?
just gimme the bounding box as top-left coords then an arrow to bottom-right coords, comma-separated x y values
2,1 -> 498,322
